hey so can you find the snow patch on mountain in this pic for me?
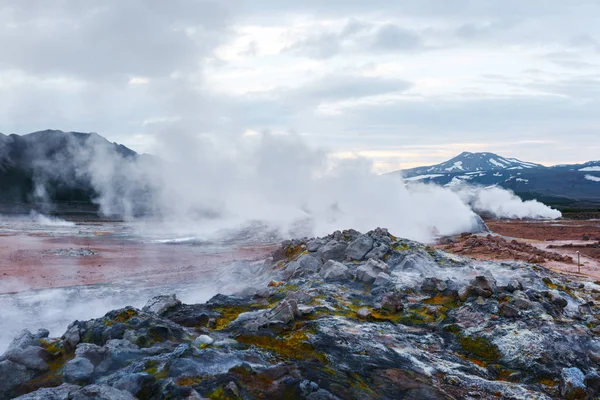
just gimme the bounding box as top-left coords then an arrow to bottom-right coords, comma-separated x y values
404,174 -> 445,181
398,152 -> 545,178
585,174 -> 600,182
489,158 -> 506,168
445,161 -> 464,171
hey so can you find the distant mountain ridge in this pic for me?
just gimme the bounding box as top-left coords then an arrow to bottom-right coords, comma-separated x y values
0,129 -> 145,215
2,131 -> 599,215
391,151 -> 600,208
402,151 -> 544,177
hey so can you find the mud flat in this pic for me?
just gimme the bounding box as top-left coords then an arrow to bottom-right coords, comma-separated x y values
0,221 -> 275,294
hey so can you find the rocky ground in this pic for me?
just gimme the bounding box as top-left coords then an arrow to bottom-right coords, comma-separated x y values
484,219 -> 600,242
438,233 -> 574,265
436,219 -> 600,280
3,228 -> 600,399
548,242 -> 600,262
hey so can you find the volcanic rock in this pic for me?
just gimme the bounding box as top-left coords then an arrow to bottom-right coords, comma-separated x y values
142,294 -> 181,316
356,308 -> 372,319
499,302 -> 520,318
7,228 -> 600,400
319,260 -> 350,281
560,367 -> 587,399
356,259 -> 389,284
316,240 -> 347,262
365,243 -> 389,260
284,254 -> 323,280
4,345 -> 50,371
345,235 -> 374,260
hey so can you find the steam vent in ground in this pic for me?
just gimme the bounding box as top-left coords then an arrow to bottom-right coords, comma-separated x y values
2,228 -> 600,400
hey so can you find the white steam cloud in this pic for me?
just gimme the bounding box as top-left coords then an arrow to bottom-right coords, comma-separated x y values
79,133 -> 484,242
26,131 -> 560,242
29,211 -> 75,227
454,185 -> 561,219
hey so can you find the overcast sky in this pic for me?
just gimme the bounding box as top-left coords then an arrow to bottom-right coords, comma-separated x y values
1,1 -> 600,172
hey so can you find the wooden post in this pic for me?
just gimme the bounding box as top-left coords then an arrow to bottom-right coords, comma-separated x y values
577,251 -> 581,274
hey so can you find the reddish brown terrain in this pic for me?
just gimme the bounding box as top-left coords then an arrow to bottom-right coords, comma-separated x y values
0,229 -> 275,294
485,219 -> 600,241
437,218 -> 600,280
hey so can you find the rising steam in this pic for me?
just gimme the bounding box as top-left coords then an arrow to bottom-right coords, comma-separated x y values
68,132 -> 559,242
454,185 -> 562,219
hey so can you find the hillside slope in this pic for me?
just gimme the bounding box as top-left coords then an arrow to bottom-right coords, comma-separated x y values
0,130 -> 145,215
391,152 -> 600,208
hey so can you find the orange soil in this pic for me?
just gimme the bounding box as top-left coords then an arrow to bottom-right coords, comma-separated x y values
437,219 -> 600,280
0,234 -> 275,294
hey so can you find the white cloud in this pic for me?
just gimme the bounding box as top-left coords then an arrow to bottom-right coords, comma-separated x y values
129,77 -> 149,85
1,1 -> 600,168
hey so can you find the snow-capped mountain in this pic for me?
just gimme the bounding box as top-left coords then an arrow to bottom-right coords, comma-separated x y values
401,151 -> 544,177
390,152 -> 600,206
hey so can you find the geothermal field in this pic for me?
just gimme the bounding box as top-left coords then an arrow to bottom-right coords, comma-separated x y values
2,210 -> 600,399
4,2 -> 600,399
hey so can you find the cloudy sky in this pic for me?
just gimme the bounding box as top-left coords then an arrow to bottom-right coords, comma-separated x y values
1,1 -> 600,172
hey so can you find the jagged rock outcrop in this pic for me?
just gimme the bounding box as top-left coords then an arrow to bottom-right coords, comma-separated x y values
4,228 -> 600,399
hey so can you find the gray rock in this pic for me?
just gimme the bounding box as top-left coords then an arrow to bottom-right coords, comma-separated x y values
551,293 -> 568,308
506,279 -> 523,292
5,329 -> 36,353
0,359 -> 36,399
13,383 -> 81,400
367,258 -> 389,273
70,384 -> 136,400
458,286 -> 470,301
33,329 -> 50,339
381,292 -> 403,313
300,380 -> 320,396
500,303 -> 520,318
212,338 -> 240,348
62,324 -> 81,352
560,367 -> 586,400
345,235 -> 374,260
356,259 -> 389,284
75,343 -> 107,365
142,294 -> 181,315
285,290 -> 313,304
110,373 -> 157,397
306,239 -> 323,252
356,308 -> 372,319
194,335 -> 214,346
317,240 -> 347,262
64,357 -> 95,384
578,301 -> 594,316
243,300 -> 298,332
373,272 -> 392,287
421,277 -> 447,293
96,339 -> 142,373
511,291 -> 532,310
320,260 -> 350,281
356,265 -> 378,283
585,370 -> 600,393
225,381 -> 241,398
307,389 -> 340,400
463,275 -> 496,299
5,345 -> 50,371
365,243 -> 389,260
283,254 -> 322,280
